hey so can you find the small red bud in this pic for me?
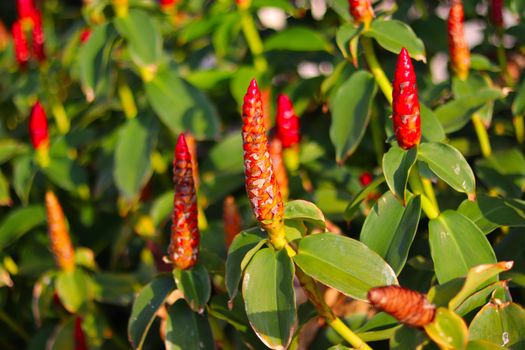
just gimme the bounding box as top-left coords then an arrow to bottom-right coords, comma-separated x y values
29,101 -> 49,150
79,28 -> 91,44
276,94 -> 300,149
448,0 -> 470,80
392,48 -> 421,150
359,172 -> 373,186
348,0 -> 374,25
12,21 -> 30,67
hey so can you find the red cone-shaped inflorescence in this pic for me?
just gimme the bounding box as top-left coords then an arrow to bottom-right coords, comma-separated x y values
276,94 -> 300,149
17,0 -> 36,22
31,10 -> 45,62
269,138 -> 289,202
368,285 -> 436,328
448,0 -> 470,80
348,0 -> 374,25
45,191 -> 76,272
223,196 -> 242,248
29,101 -> 49,150
490,0 -> 504,28
168,133 -> 200,270
242,79 -> 285,239
12,21 -> 30,67
392,48 -> 421,150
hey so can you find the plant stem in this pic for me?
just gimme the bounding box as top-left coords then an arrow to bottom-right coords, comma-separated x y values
329,318 -> 373,350
471,114 -> 492,158
409,164 -> 439,219
239,9 -> 268,72
51,100 -> 70,134
0,310 -> 30,341
361,36 -> 392,104
370,105 -> 384,165
496,28 -> 512,86
514,115 -> 524,144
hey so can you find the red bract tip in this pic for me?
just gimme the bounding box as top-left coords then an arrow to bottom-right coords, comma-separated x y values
160,0 -> 176,4
12,21 -> 30,67
392,48 -> 421,150
17,0 -> 36,21
79,28 -> 91,44
29,101 -> 49,150
175,133 -> 191,161
276,94 -> 300,149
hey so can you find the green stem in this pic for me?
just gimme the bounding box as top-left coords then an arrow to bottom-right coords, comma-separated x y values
361,36 -> 392,104
496,28 -> 512,86
472,114 -> 492,158
239,9 -> 268,72
514,115 -> 524,144
0,310 -> 30,341
329,318 -> 373,350
209,317 -> 234,350
409,164 -> 439,219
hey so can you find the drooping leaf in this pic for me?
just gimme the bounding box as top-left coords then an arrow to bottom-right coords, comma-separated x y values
284,200 -> 326,228
264,26 -> 331,52
344,175 -> 385,221
55,269 -> 90,314
382,146 -> 417,203
172,264 -> 211,313
424,307 -> 468,350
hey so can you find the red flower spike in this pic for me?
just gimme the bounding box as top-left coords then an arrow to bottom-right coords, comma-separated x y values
12,21 -> 30,67
490,0 -> 504,28
79,28 -> 91,44
184,133 -> 200,191
74,317 -> 88,350
368,285 -> 436,328
31,10 -> 45,62
269,138 -> 289,202
242,79 -> 285,246
45,191 -> 76,272
168,133 -> 200,270
348,0 -> 374,26
448,0 -> 470,80
223,196 -> 242,248
17,0 -> 36,22
29,101 -> 49,150
392,48 -> 421,150
276,94 -> 300,149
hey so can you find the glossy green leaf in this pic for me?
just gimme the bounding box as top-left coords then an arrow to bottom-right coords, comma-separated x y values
475,149 -> 525,198
455,281 -> 508,318
419,142 -> 476,196
424,307 -> 468,350
513,76 -> 525,116
284,200 -> 326,228
242,248 -> 296,349
113,113 -> 157,200
344,175 -> 385,221
361,193 -> 421,275
43,157 -> 89,196
330,70 -> 377,163
230,66 -> 262,107
225,230 -> 265,300
128,274 -> 176,350
336,23 -> 362,63
449,261 -> 513,311
13,154 -> 36,204
55,268 -> 90,314
145,67 -> 220,140
114,9 -> 163,67
470,54 -> 500,72
204,131 -> 244,174
364,20 -> 426,62
467,340 -> 509,350
0,205 -> 45,249
420,103 -> 446,142
457,195 -> 525,234
390,325 -> 427,350
172,264 -> 211,313
469,302 -> 525,349
294,233 -> 398,300
264,26 -> 331,52
382,146 -> 417,203
165,299 -> 215,350
429,210 -> 497,283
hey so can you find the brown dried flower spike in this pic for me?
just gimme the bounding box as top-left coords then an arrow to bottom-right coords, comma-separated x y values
368,285 -> 436,327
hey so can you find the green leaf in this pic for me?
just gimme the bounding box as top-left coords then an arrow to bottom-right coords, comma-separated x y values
457,195 -> 525,234
336,23 -> 362,63
145,67 -> 220,139
0,170 -> 11,206
294,233 -> 398,300
43,156 -> 89,196
242,248 -> 296,349
128,274 -> 176,350
455,281 -> 508,318
92,272 -> 139,306
424,307 -> 468,350
390,326 -> 427,350
165,299 -> 215,350
114,9 -> 163,68
467,340 -> 509,350
113,113 -> 157,200
264,26 -> 331,52
513,76 -> 525,116
470,54 -> 500,72
469,302 -> 525,349
429,210 -> 497,283
330,70 -> 377,163
0,205 -> 45,249
418,142 -> 476,196
382,146 -> 417,203
284,200 -> 326,228
420,103 -> 446,142
360,193 -> 421,275
13,154 -> 36,204
364,20 -> 426,62
230,66 -> 262,108
46,318 -> 75,350
449,261 -> 513,311
225,230 -> 265,300
172,264 -> 211,313
0,139 -> 26,164
475,149 -> 525,198
344,175 -> 385,221
203,131 -> 244,174
55,269 -> 90,314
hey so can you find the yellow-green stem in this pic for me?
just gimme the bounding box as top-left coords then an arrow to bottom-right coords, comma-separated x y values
240,9 -> 268,72
496,29 -> 513,86
361,36 -> 392,104
421,177 -> 438,209
51,101 -> 70,134
329,318 -> 373,350
514,115 -> 525,144
472,114 -> 492,158
409,165 -> 439,219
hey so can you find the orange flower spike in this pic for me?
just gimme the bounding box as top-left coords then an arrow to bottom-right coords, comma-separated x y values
448,0 -> 470,80
45,191 -> 76,272
269,138 -> 289,202
368,286 -> 436,328
348,0 -> 374,27
223,196 -> 242,248
168,133 -> 200,270
242,79 -> 286,249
